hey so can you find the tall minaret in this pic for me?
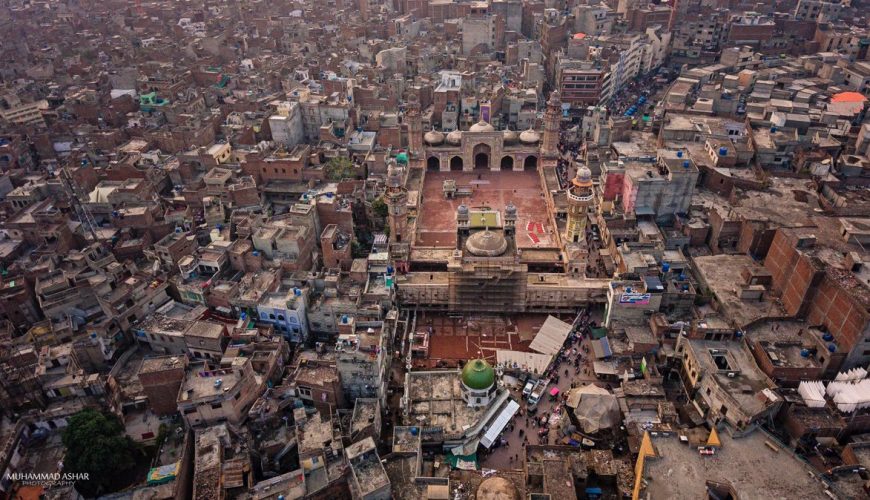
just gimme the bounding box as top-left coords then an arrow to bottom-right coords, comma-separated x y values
565,166 -> 594,243
541,90 -> 561,158
385,160 -> 408,243
406,95 -> 423,157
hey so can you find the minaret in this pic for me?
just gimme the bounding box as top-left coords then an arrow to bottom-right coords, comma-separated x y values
504,202 -> 517,238
385,160 -> 408,243
406,95 -> 423,157
541,90 -> 561,158
565,166 -> 594,243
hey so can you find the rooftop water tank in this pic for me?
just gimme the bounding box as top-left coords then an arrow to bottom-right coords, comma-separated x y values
294,288 -> 302,296
822,332 -> 834,342
800,349 -> 810,358
828,344 -> 837,353
683,160 -> 690,168
676,151 -> 683,158
387,265 -> 394,274
662,262 -> 670,272
252,250 -> 259,257
719,147 -> 728,156
214,379 -> 223,388
326,192 -> 334,198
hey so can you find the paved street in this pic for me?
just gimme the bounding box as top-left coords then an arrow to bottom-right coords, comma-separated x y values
481,310 -> 606,470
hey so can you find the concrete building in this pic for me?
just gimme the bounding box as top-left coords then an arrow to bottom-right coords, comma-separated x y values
675,334 -> 781,430
138,355 -> 189,415
346,437 -> 390,500
178,358 -> 262,427
268,101 -> 305,149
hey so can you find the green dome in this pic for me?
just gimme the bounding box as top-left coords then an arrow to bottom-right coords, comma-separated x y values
461,359 -> 495,390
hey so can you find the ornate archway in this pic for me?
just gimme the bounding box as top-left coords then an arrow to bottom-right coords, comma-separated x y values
500,156 -> 514,170
450,156 -> 464,171
473,143 -> 491,170
524,155 -> 538,171
427,156 -> 440,171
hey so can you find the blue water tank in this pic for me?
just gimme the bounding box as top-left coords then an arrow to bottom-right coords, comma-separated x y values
342,315 -> 349,323
252,250 -> 259,256
676,151 -> 683,158
294,288 -> 301,296
410,427 -> 419,435
679,273 -> 686,281
240,312 -> 246,320
735,330 -> 744,338
822,332 -> 834,342
719,147 -> 728,156
683,160 -> 690,168
828,343 -> 837,353
387,265 -> 394,274
216,223 -> 223,230
662,262 -> 670,272
175,227 -> 182,233
326,192 -> 334,198
770,127 -> 777,133
800,349 -> 810,358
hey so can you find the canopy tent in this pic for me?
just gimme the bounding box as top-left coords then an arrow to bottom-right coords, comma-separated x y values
565,383 -> 610,409
445,450 -> 479,470
571,388 -> 620,434
591,337 -> 613,359
529,316 -> 572,355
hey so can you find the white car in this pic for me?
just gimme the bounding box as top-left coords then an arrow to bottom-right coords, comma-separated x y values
522,380 -> 535,398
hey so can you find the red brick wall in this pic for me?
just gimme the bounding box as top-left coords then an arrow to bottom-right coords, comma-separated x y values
806,276 -> 869,352
139,367 -> 186,415
765,230 -> 816,315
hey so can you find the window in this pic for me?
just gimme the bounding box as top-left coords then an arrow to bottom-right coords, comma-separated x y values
269,313 -> 275,320
183,407 -> 196,415
706,387 -> 712,396
210,402 -> 222,410
299,386 -> 312,398
277,315 -> 285,321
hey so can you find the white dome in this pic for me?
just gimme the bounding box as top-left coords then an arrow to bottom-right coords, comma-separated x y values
519,128 -> 540,144
469,120 -> 495,133
503,130 -> 519,144
576,166 -> 592,182
424,130 -> 445,145
446,130 -> 462,145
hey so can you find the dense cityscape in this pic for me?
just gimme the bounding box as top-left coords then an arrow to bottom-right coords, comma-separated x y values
0,0 -> 869,498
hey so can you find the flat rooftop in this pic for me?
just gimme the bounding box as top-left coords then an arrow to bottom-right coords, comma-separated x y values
416,170 -> 555,249
684,338 -> 774,417
693,254 -> 787,327
405,370 -> 486,437
641,431 -> 832,499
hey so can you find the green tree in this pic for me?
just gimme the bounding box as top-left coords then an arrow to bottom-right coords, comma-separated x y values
325,157 -> 356,181
62,408 -> 140,497
371,197 -> 389,219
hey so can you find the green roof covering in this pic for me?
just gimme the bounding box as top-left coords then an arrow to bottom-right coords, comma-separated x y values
461,359 -> 495,390
469,211 -> 499,228
396,152 -> 409,164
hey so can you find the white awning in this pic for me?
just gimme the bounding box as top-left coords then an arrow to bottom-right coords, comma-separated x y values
480,400 -> 520,449
529,316 -> 572,355
496,349 -> 553,375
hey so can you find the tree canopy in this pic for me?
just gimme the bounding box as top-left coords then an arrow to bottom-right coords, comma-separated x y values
62,408 -> 140,497
324,157 -> 356,181
372,196 -> 389,219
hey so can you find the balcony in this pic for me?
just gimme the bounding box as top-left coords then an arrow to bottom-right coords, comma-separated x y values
567,190 -> 594,203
